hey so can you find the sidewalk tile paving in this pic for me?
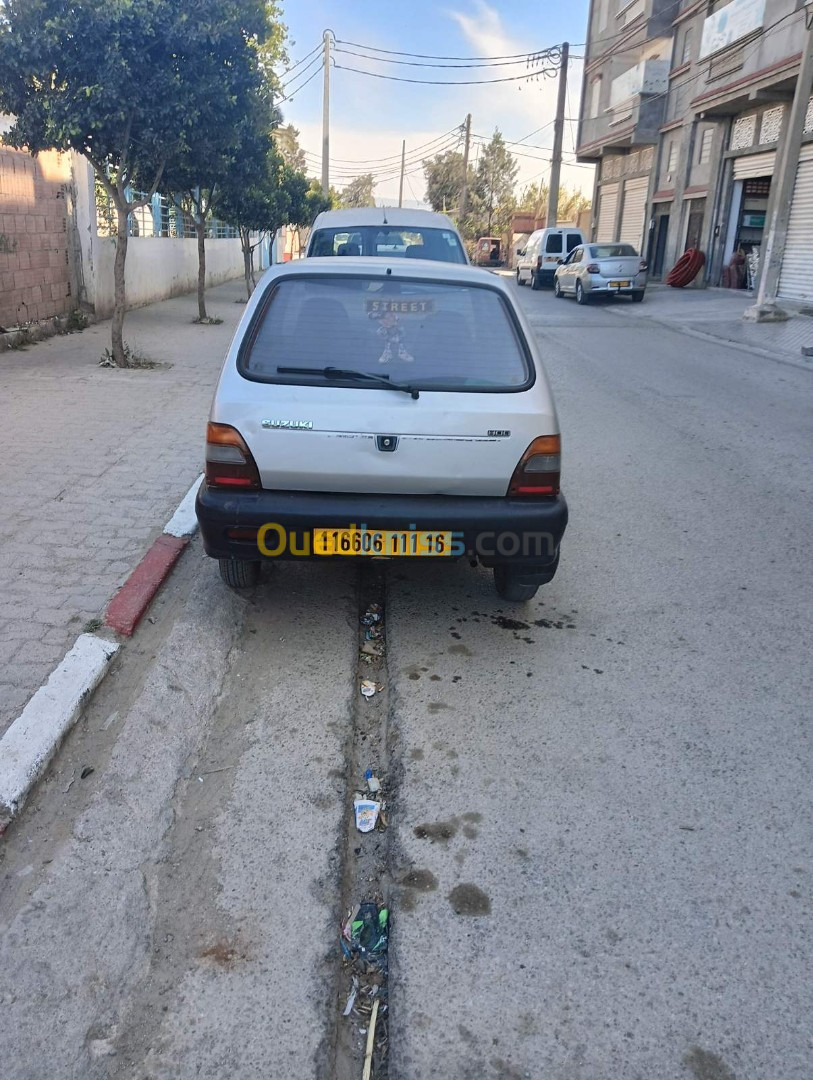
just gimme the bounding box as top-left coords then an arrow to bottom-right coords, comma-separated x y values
0,278 -> 248,737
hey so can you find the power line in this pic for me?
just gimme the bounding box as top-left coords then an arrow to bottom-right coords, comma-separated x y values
300,126 -> 462,165
332,62 -> 561,86
278,41 -> 324,79
276,51 -> 323,95
333,44 -> 563,70
333,37 -> 561,62
301,133 -> 461,172
276,65 -> 323,105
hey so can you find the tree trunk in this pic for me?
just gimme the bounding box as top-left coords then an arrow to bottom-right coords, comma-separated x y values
241,228 -> 253,299
196,218 -> 207,321
112,201 -> 129,366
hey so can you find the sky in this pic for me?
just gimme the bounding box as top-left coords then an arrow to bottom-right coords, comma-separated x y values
276,0 -> 595,208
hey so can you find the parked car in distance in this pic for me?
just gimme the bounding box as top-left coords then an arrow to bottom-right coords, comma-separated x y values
306,207 -> 468,264
196,258 -> 567,602
554,243 -> 648,304
516,226 -> 586,289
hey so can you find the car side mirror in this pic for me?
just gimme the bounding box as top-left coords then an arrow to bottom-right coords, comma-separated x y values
557,258 -> 564,264
517,248 -> 525,256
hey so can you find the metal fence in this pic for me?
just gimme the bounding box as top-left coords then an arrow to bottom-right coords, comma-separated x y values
94,181 -> 239,240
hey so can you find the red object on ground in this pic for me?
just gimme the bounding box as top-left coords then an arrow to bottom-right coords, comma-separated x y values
666,248 -> 705,287
106,534 -> 188,636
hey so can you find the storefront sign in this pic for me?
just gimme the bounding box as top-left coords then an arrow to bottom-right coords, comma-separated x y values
700,0 -> 765,58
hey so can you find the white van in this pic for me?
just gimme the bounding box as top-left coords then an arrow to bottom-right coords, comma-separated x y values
516,227 -> 586,289
196,257 -> 568,602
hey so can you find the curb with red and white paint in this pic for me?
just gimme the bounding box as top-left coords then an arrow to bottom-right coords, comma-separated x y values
0,474 -> 204,832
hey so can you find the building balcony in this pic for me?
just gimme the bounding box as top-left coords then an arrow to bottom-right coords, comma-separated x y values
610,58 -> 670,108
577,60 -> 671,160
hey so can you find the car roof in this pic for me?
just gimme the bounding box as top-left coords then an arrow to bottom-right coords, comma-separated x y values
261,256 -> 510,291
310,207 -> 461,232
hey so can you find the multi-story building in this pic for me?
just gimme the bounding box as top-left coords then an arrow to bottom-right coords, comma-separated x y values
577,0 -> 813,302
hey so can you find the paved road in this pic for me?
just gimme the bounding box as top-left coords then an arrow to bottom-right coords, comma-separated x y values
1,283 -> 811,1080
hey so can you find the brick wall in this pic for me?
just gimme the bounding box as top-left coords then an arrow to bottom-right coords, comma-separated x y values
0,146 -> 73,328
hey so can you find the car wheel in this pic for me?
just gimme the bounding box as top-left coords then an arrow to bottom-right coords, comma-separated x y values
493,566 -> 540,602
516,268 -> 526,286
632,290 -> 645,302
554,278 -> 564,298
530,271 -> 542,291
219,557 -> 261,589
575,281 -> 589,305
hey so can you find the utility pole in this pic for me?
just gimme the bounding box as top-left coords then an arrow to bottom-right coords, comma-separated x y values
546,41 -> 569,228
459,114 -> 472,224
745,13 -> 813,321
398,140 -> 406,207
321,30 -> 331,195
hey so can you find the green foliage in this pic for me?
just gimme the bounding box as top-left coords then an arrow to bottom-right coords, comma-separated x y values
339,173 -> 376,208
422,151 -> 471,217
273,123 -> 307,172
472,130 -> 519,238
518,180 -> 591,222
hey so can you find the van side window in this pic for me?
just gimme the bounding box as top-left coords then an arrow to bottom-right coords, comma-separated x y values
566,233 -> 582,252
545,233 -> 563,253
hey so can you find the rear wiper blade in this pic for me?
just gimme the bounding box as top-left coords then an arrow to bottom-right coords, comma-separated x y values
277,366 -> 419,399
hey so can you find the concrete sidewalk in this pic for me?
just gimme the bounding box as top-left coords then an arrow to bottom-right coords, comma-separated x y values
0,278 -> 248,738
609,285 -> 813,365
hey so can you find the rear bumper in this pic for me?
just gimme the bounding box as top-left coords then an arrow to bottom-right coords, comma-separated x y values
196,484 -> 568,571
586,275 -> 647,294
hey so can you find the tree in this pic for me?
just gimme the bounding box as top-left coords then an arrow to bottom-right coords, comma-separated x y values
518,180 -> 590,223
473,130 -> 519,237
214,128 -> 323,298
273,123 -> 307,172
422,150 -> 477,237
0,0 -> 278,365
340,173 -> 376,208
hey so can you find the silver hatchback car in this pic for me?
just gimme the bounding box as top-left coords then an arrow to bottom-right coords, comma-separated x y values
554,243 -> 647,303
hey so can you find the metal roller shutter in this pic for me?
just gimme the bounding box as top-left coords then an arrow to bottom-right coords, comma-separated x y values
732,150 -> 776,180
596,183 -> 619,242
619,176 -> 649,251
778,144 -> 813,304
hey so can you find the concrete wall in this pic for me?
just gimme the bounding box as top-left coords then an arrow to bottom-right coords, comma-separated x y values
89,235 -> 244,318
71,156 -> 243,318
0,146 -> 73,327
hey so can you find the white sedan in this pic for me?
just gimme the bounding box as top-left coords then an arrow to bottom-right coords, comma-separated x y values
554,243 -> 648,303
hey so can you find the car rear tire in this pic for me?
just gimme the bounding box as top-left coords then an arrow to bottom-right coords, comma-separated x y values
576,281 -> 589,305
530,271 -> 542,291
493,566 -> 540,602
219,557 -> 261,589
516,268 -> 526,286
554,278 -> 564,298
632,290 -> 645,302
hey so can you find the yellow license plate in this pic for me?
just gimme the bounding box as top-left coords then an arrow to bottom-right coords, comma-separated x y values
313,528 -> 453,557
610,280 -> 630,288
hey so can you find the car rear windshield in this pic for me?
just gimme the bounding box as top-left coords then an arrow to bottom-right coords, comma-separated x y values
589,244 -> 638,258
240,276 -> 531,392
309,226 -> 467,264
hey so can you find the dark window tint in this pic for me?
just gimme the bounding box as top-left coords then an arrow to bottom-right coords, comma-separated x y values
589,244 -> 638,258
241,276 -> 531,392
566,233 -> 582,252
308,226 -> 467,264
545,233 -> 563,253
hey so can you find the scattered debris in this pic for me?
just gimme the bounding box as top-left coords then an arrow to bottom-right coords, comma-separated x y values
342,976 -> 359,1016
80,765 -> 94,780
354,799 -> 381,833
362,998 -> 380,1080
365,769 -> 382,794
360,603 -> 383,627
361,639 -> 384,657
360,680 -> 377,699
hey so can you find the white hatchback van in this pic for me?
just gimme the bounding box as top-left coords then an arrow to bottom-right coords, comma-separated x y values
196,257 -> 568,601
306,207 -> 468,264
516,226 -> 586,289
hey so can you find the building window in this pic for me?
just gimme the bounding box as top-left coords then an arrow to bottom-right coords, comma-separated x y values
681,27 -> 693,65
730,114 -> 756,150
759,106 -> 784,145
667,141 -> 679,174
698,128 -> 713,164
590,78 -> 601,118
600,0 -> 609,31
805,95 -> 813,134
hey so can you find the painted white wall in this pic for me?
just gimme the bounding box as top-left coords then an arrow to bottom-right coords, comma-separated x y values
70,154 -> 243,318
90,236 -> 243,317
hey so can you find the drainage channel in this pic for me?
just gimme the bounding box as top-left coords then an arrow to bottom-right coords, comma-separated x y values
329,563 -> 393,1080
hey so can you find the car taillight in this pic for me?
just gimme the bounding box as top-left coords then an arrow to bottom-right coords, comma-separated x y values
508,435 -> 561,496
639,259 -> 648,271
205,422 -> 261,489
586,263 -> 600,273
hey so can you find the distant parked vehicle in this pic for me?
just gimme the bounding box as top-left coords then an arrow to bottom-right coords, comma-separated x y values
516,227 -> 586,289
474,236 -> 503,266
305,208 -> 468,264
554,243 -> 648,304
